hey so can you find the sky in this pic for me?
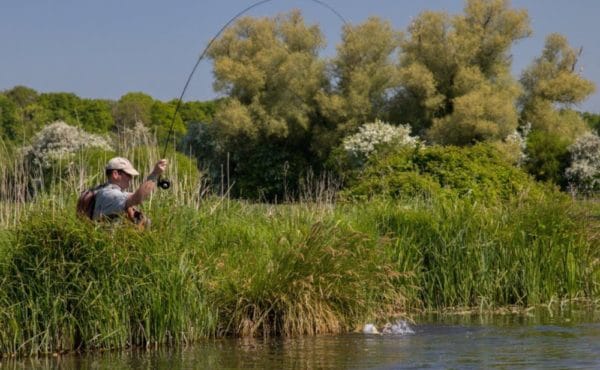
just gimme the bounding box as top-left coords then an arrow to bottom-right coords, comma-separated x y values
2,0 -> 599,113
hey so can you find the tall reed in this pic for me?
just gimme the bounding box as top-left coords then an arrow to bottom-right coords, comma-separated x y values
0,140 -> 598,357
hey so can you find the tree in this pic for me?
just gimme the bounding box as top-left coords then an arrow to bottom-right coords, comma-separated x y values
177,100 -> 217,125
37,92 -> 83,124
112,92 -> 154,131
3,86 -> 39,141
206,10 -> 328,199
520,33 -> 596,139
392,0 -> 530,144
5,86 -> 38,108
208,10 -> 326,143
582,111 -> 600,134
519,34 -> 596,187
0,94 -> 18,140
149,100 -> 184,145
316,17 -> 401,137
78,99 -> 115,133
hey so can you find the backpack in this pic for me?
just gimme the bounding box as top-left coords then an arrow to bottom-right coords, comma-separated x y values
76,183 -> 107,220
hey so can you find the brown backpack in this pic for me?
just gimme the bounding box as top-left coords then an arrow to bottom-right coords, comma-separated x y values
76,183 -> 107,220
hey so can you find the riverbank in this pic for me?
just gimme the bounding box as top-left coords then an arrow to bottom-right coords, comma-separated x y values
0,193 -> 598,356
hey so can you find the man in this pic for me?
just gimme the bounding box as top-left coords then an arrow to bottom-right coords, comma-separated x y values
93,157 -> 168,222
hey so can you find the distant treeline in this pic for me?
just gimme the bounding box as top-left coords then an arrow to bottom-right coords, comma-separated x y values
0,86 -> 217,144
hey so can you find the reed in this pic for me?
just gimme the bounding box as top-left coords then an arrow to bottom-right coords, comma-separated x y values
0,142 -> 598,357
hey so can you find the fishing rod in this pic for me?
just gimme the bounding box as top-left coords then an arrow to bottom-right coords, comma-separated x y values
158,0 -> 348,190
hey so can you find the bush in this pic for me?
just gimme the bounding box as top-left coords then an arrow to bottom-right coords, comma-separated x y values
329,120 -> 419,185
524,130 -> 571,187
343,143 -> 547,202
22,121 -> 112,170
341,120 -> 417,167
565,133 -> 600,194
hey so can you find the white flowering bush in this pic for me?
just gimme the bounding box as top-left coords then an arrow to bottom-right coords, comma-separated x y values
565,132 -> 600,194
22,121 -> 112,168
342,120 -> 418,165
504,122 -> 531,166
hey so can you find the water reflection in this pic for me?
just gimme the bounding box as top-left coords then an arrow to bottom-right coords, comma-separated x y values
3,309 -> 600,369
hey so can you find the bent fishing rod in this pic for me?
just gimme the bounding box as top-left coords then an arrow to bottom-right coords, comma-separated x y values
157,0 -> 348,190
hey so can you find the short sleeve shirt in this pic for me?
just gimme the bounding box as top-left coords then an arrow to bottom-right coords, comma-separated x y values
93,183 -> 131,220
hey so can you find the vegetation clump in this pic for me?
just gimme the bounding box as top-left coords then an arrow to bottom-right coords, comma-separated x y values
22,121 -> 111,169
343,144 -> 546,202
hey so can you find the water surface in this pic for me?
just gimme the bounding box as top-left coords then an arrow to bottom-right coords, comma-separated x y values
4,310 -> 600,369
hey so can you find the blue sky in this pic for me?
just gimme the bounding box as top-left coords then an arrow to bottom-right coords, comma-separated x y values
2,0 -> 599,113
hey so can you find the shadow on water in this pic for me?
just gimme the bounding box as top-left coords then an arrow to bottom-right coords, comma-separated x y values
3,308 -> 600,369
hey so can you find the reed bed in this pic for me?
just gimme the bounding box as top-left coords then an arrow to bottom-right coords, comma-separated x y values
0,144 -> 598,357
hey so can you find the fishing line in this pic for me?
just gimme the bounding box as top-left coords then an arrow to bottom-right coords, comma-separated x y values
157,0 -> 348,190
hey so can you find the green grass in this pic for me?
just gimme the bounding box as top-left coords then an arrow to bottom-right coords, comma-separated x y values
0,191 -> 597,356
0,141 -> 598,357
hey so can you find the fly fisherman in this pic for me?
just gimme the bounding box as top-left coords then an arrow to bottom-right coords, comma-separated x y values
93,157 -> 168,225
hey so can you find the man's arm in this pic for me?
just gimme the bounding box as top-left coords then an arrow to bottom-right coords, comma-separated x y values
126,159 -> 168,208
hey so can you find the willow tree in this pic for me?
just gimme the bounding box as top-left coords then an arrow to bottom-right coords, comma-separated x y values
519,33 -> 596,185
208,10 -> 326,144
315,17 -> 401,153
392,0 -> 530,145
206,11 -> 327,198
520,33 -> 596,140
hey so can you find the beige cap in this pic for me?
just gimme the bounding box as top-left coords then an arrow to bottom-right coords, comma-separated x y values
106,157 -> 139,176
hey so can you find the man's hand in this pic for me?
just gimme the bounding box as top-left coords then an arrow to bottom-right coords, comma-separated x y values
151,159 -> 168,177
128,159 -> 169,208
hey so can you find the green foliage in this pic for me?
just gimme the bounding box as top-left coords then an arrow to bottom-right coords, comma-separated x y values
316,17 -> 401,136
149,100 -> 185,144
205,11 -> 331,199
392,0 -> 529,142
0,94 -> 18,139
113,92 -> 154,130
208,10 -> 326,142
345,195 -> 596,309
343,143 -> 545,202
4,85 -> 38,108
37,92 -> 82,124
228,141 -> 310,200
202,204 -> 404,336
0,198 -> 407,353
1,190 -> 597,354
524,130 -> 571,186
177,100 -> 217,125
582,111 -> 600,134
0,207 -> 214,354
520,33 -> 595,140
78,99 -> 114,133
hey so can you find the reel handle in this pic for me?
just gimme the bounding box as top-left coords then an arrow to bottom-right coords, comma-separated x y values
158,178 -> 171,190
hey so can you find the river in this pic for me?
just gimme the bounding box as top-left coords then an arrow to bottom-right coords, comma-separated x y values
3,309 -> 599,369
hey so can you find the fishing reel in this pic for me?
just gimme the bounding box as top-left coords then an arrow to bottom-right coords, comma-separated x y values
158,177 -> 171,190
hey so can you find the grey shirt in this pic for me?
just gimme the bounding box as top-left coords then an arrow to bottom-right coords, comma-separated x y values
92,183 -> 131,220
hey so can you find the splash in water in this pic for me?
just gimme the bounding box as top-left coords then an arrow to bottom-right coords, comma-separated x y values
362,320 -> 414,335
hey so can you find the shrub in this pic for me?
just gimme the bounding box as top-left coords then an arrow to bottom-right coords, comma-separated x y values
22,121 -> 112,169
341,120 -> 417,167
523,130 -> 571,187
565,132 -> 600,194
342,143 -> 546,202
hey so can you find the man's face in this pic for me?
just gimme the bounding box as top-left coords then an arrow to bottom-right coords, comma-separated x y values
111,170 -> 132,189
